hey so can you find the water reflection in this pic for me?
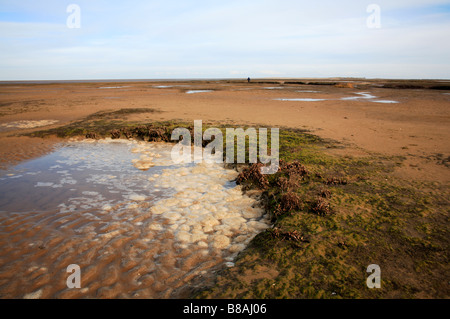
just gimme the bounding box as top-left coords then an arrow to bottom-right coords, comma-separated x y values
0,139 -> 269,298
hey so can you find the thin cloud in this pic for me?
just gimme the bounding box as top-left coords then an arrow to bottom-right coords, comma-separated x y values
0,0 -> 449,80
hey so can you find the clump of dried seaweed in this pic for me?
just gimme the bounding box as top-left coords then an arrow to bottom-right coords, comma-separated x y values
311,197 -> 332,216
236,163 -> 269,190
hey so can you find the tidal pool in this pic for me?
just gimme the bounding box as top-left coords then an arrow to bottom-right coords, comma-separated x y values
273,92 -> 399,104
275,98 -> 327,102
185,90 -> 213,94
0,139 -> 269,298
370,100 -> 399,104
340,92 -> 398,103
340,92 -> 377,100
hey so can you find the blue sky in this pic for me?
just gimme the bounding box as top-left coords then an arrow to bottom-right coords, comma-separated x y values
1,0 -> 449,80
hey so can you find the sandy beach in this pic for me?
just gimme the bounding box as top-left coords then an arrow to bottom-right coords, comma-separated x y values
0,79 -> 449,299
1,79 -> 448,181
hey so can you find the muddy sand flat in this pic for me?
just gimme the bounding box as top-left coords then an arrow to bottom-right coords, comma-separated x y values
0,79 -> 449,299
1,79 -> 448,182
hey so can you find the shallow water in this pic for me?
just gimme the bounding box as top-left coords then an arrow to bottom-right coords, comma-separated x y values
340,92 -> 398,103
0,139 -> 269,298
340,92 -> 376,100
273,92 -> 399,104
185,90 -> 213,94
370,100 -> 399,103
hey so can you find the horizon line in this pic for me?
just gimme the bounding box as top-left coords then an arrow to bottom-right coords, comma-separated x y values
1,76 -> 450,84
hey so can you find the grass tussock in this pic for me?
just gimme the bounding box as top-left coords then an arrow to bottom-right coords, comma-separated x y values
195,127 -> 449,299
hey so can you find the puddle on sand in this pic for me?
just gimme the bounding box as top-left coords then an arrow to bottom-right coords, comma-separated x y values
340,92 -> 399,103
185,90 -> 213,94
370,100 -> 399,104
0,139 -> 269,299
273,92 -> 398,104
340,92 -> 376,100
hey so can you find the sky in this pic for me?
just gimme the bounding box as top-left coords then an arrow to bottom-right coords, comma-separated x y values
0,0 -> 450,80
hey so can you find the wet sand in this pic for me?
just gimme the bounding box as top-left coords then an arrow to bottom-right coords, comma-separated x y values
1,79 -> 448,182
0,79 -> 449,298
0,139 -> 268,298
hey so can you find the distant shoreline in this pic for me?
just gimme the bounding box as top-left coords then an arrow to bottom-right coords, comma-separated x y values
1,78 -> 449,91
1,77 -> 450,85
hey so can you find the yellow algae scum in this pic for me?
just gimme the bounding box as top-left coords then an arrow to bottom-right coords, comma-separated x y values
0,138 -> 270,298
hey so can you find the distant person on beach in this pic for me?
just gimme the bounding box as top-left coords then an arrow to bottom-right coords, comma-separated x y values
247,77 -> 251,83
